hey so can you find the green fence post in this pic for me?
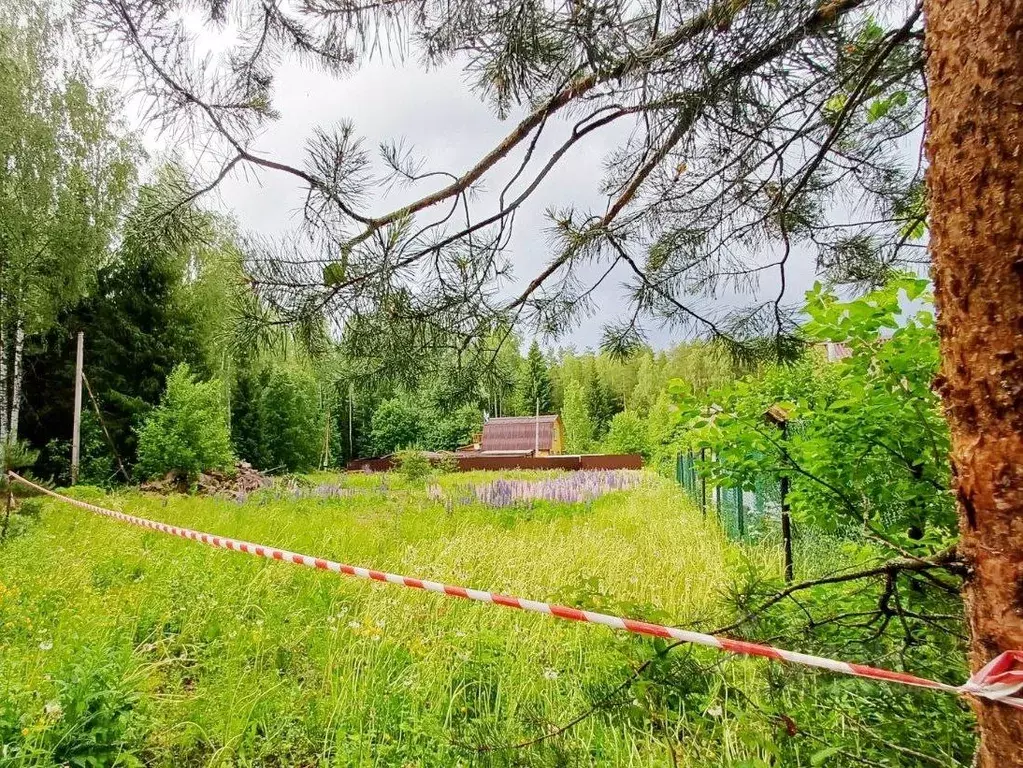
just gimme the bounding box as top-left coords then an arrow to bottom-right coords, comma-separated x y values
736,486 -> 745,539
699,447 -> 707,516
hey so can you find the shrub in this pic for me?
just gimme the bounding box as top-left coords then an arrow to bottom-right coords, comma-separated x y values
370,396 -> 424,455
135,364 -> 233,479
436,453 -> 460,475
39,413 -> 114,487
424,403 -> 482,451
602,411 -> 650,456
394,449 -> 432,483
1,439 -> 39,473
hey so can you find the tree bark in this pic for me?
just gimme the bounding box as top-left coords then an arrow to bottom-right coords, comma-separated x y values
924,1 -> 1023,765
0,314 -> 7,444
8,317 -> 24,441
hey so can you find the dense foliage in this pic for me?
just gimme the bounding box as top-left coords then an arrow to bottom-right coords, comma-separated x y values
232,363 -> 322,473
675,277 -> 954,552
0,0 -> 137,447
135,364 -> 233,480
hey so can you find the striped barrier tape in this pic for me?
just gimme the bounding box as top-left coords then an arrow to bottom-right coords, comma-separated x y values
9,471 -> 1023,709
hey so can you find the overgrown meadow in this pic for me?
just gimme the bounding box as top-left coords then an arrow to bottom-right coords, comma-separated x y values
0,471 -> 973,767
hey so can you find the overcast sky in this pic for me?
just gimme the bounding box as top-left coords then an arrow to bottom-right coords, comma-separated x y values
134,24 -> 821,353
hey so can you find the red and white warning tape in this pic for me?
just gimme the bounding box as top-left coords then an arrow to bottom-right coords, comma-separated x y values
9,471 -> 1023,709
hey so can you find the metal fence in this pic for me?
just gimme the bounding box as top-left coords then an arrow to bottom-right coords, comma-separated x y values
675,450 -> 782,541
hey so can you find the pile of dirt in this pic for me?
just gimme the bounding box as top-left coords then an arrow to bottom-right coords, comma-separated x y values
140,462 -> 274,499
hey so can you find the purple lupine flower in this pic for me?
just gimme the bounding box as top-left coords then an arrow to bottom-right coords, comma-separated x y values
429,470 -> 647,509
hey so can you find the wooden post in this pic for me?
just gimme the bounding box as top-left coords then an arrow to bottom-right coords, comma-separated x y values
764,404 -> 794,582
779,422 -> 794,582
534,398 -> 540,455
70,331 -> 83,485
699,447 -> 707,516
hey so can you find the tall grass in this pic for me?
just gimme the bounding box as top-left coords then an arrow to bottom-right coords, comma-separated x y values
0,472 -> 970,766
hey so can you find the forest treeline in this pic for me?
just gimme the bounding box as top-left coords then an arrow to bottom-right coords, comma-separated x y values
0,2 -> 748,483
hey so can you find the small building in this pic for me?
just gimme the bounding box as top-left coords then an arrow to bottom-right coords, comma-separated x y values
473,415 -> 566,456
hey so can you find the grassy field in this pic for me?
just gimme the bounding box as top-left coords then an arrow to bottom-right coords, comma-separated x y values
0,471 -> 971,767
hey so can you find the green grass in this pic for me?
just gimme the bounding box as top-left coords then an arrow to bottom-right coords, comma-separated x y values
0,472 -> 971,767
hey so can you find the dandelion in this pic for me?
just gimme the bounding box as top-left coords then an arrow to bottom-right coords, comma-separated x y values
44,700 -> 62,719
543,667 -> 559,680
38,640 -> 53,651
348,620 -> 361,630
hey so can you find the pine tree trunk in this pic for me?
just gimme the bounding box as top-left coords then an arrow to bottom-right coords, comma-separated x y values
924,1 -> 1023,765
8,318 -> 24,442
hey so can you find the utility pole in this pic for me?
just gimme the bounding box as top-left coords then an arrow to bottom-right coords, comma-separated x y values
71,331 -> 84,485
534,398 -> 540,455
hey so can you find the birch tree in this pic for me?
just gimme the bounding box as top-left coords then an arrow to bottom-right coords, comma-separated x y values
0,1 -> 136,441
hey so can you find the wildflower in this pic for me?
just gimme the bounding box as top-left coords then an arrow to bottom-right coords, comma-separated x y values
38,640 -> 53,651
348,620 -> 361,630
44,700 -> 63,719
543,668 -> 559,680
706,704 -> 723,717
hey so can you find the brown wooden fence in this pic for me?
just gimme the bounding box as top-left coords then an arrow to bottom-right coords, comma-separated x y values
346,453 -> 643,473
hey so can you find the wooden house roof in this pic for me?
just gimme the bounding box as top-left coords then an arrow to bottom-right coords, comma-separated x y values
481,415 -> 561,452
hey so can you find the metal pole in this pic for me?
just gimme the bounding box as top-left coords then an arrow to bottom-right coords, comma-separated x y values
348,382 -> 354,461
71,331 -> 84,485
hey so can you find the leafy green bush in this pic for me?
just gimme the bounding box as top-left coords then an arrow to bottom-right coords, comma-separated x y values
424,403 -> 482,451
394,449 -> 432,483
39,412 -> 114,487
436,453 -> 460,475
673,277 -> 953,551
135,364 -> 233,479
370,395 -> 425,455
602,411 -> 650,456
